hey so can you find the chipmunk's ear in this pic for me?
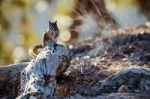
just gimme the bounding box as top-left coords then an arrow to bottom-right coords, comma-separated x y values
49,21 -> 52,24
49,21 -> 52,28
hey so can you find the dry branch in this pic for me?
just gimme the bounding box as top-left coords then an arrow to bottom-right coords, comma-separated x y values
0,62 -> 28,82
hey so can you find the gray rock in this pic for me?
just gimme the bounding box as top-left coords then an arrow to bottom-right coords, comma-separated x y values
99,68 -> 150,93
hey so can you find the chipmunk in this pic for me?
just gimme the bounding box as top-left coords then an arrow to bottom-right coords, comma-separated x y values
29,21 -> 59,58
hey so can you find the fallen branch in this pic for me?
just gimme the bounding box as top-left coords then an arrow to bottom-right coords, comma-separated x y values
0,62 -> 28,83
0,62 -> 28,98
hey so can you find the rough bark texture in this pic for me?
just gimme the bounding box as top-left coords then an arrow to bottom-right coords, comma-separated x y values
0,62 -> 28,98
0,62 -> 28,82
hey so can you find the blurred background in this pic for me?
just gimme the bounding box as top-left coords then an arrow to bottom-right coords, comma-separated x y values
0,0 -> 149,65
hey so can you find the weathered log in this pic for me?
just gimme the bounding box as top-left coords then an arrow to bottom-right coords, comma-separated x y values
0,62 -> 28,98
0,62 -> 28,82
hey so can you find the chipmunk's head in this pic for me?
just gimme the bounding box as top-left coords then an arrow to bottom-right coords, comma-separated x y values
49,21 -> 59,31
